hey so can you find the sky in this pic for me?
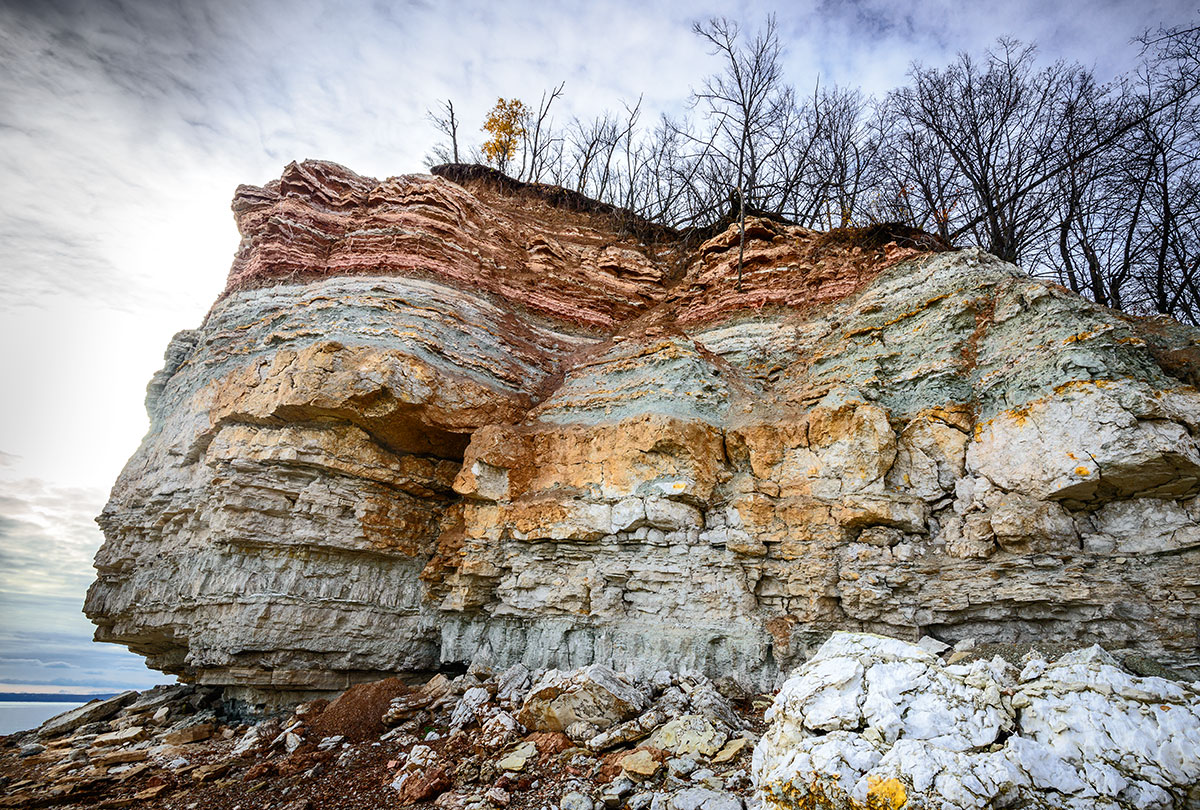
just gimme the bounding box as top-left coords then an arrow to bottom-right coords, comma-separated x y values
0,0 -> 1196,695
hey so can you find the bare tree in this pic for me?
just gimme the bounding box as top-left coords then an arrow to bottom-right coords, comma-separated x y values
518,82 -> 565,182
691,15 -> 790,288
889,41 -> 1080,263
426,98 -> 461,165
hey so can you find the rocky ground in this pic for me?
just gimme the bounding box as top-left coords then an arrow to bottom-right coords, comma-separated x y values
0,662 -> 764,810
4,633 -> 1199,810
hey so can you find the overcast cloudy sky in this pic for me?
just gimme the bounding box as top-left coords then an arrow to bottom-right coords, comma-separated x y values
0,0 -> 1195,694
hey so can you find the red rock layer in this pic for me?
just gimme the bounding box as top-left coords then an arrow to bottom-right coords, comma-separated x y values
226,162 -> 947,337
227,161 -> 673,332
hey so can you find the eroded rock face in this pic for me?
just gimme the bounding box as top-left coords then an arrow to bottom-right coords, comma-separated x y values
86,160 -> 1200,699
753,632 -> 1200,809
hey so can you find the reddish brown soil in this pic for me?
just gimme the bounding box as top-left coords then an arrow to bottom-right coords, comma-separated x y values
309,678 -> 413,742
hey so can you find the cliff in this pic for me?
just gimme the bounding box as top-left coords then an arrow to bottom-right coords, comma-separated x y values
84,160 -> 1200,705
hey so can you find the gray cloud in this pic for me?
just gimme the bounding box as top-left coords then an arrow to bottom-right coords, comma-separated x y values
0,478 -> 162,690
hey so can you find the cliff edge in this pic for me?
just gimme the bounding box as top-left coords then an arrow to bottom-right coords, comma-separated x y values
84,160 -> 1200,705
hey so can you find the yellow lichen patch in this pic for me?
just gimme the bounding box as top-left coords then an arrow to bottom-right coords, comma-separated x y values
761,775 -> 908,810
865,776 -> 907,809
996,401 -> 1035,428
1051,379 -> 1112,396
1075,466 -> 1091,476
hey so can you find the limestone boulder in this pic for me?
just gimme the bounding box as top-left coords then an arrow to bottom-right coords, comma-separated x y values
753,632 -> 1200,810
517,665 -> 648,733
38,691 -> 137,738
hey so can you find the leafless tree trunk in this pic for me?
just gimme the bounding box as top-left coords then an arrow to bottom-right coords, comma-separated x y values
425,99 -> 460,165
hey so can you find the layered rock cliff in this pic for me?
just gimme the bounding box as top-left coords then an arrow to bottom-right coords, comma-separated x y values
85,160 -> 1200,703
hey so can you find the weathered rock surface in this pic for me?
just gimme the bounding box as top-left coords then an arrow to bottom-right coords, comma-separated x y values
87,160 -> 1200,700
36,691 -> 136,738
518,665 -> 648,734
753,632 -> 1200,809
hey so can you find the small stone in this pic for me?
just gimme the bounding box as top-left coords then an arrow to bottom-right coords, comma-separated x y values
917,636 -> 951,655
710,738 -> 747,764
496,741 -> 537,771
619,749 -> 661,781
284,732 -> 302,753
609,775 -> 635,797
565,720 -> 600,744
518,665 -> 647,733
647,716 -> 726,757
496,664 -> 532,706
91,726 -> 148,747
452,687 -> 493,729
317,735 -> 344,751
164,723 -> 214,746
18,743 -> 46,757
485,786 -> 511,806
723,770 -> 749,791
90,749 -> 149,766
134,785 -> 169,800
668,787 -> 742,810
560,791 -> 594,810
628,792 -> 654,810
712,676 -> 748,703
667,756 -> 697,777
231,726 -> 262,756
394,767 -> 453,803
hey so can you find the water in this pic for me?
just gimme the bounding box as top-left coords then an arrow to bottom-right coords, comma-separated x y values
0,701 -> 87,735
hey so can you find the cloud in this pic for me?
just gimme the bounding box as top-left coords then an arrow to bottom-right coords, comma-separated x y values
0,478 -> 108,599
0,477 -> 162,691
0,589 -> 163,691
2,658 -> 79,670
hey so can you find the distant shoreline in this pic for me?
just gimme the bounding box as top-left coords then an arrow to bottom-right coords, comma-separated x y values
0,693 -> 118,703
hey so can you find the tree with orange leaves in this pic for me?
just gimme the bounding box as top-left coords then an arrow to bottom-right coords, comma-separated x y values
481,98 -> 528,174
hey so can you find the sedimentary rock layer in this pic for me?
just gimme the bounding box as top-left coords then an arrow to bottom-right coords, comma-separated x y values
86,160 -> 1200,698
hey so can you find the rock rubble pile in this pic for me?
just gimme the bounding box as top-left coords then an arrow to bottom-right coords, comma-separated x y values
4,633 -> 1198,809
0,661 -> 763,810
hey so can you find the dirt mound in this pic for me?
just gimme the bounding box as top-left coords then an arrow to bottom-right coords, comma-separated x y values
814,222 -> 952,252
431,162 -> 679,244
309,677 -> 413,742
